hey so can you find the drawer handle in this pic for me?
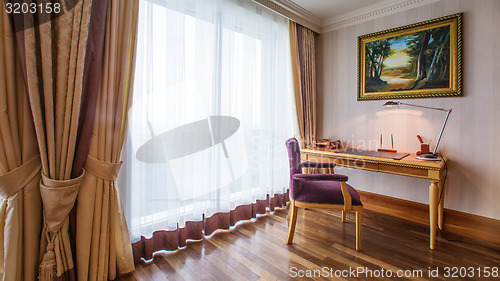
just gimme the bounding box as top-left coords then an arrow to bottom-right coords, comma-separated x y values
352,160 -> 366,167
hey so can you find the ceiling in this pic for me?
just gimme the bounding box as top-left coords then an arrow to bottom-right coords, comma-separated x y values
290,0 -> 388,21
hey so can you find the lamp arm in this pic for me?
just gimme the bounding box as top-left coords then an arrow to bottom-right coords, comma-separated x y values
432,109 -> 452,155
399,102 -> 449,112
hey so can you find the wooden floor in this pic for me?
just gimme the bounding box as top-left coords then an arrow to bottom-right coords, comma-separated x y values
117,208 -> 500,281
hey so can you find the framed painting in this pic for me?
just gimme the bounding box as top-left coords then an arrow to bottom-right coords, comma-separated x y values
357,13 -> 462,101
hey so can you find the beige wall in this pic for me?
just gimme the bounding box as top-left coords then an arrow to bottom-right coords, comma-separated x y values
316,0 -> 499,219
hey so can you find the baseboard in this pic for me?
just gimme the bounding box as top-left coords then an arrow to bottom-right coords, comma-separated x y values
358,190 -> 500,245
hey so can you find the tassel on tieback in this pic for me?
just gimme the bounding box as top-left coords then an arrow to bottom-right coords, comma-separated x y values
39,241 -> 56,280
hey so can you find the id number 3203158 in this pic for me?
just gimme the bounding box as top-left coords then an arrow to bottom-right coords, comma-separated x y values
4,2 -> 62,14
442,267 -> 498,278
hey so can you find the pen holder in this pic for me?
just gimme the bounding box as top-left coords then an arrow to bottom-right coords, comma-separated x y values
419,143 -> 429,155
377,148 -> 397,153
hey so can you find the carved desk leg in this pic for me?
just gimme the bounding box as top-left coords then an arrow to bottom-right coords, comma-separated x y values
429,181 -> 439,250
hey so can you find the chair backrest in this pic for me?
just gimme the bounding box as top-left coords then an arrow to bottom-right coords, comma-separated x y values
286,138 -> 302,197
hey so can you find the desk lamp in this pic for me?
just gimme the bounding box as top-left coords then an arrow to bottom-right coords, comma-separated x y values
383,101 -> 452,160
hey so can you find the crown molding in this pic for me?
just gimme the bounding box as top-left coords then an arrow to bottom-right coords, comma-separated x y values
321,0 -> 441,33
252,0 -> 322,33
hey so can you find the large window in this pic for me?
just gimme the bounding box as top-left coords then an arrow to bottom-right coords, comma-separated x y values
123,0 -> 296,241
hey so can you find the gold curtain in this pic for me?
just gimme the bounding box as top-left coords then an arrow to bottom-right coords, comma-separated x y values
0,9 -> 42,281
17,0 -> 93,279
289,21 -> 316,148
76,0 -> 138,280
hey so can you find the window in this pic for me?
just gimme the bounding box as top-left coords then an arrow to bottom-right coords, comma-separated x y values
123,0 -> 296,241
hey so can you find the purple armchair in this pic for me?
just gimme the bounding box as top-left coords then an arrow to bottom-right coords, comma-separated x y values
285,138 -> 363,251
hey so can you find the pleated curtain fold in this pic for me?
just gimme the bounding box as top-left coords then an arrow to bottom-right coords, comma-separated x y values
289,22 -> 317,148
0,8 -> 42,281
14,1 -> 93,279
5,0 -> 137,280
76,0 -> 138,280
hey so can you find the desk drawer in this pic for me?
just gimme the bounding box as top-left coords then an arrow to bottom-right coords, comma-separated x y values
304,154 -> 378,172
379,163 -> 428,178
341,159 -> 378,171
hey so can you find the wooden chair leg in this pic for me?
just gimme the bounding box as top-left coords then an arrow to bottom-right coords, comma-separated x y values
286,200 -> 298,245
341,210 -> 346,222
356,208 -> 363,251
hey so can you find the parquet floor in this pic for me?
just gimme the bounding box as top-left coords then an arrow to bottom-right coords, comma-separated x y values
117,208 -> 500,280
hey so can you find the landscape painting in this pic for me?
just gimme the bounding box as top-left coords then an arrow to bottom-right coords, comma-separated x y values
357,13 -> 462,100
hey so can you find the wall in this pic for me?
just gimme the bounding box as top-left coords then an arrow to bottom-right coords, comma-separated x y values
316,0 -> 499,219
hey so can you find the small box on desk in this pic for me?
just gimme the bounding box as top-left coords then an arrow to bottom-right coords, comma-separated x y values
314,139 -> 342,150
417,143 -> 430,155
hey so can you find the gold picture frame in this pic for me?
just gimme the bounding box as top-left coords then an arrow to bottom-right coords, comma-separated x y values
357,13 -> 462,101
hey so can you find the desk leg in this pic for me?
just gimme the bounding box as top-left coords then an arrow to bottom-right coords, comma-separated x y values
438,177 -> 445,230
429,181 -> 439,250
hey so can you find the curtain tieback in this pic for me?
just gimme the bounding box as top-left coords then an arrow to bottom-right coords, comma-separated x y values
39,169 -> 85,233
84,154 -> 122,181
39,169 -> 85,279
0,155 -> 41,199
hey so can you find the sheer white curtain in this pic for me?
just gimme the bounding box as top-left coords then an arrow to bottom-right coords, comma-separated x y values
122,0 -> 296,243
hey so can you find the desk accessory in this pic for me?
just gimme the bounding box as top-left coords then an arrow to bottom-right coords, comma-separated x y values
416,135 -> 430,155
377,133 -> 397,153
378,148 -> 397,153
384,101 -> 452,160
314,139 -> 342,150
417,144 -> 430,155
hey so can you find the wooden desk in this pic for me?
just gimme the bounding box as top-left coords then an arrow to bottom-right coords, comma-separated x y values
301,148 -> 447,250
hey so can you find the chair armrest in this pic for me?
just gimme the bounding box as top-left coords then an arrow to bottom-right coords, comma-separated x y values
300,162 -> 336,169
293,173 -> 348,182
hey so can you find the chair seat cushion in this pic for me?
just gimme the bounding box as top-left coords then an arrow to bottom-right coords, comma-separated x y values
294,180 -> 363,206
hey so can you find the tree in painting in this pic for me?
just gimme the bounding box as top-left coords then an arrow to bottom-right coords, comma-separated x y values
365,39 -> 393,81
365,25 -> 451,93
